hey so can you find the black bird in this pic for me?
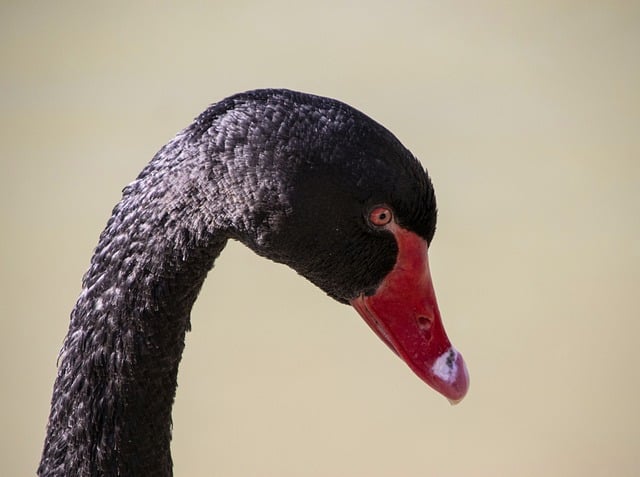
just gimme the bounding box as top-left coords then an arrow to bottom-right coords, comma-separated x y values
39,89 -> 468,476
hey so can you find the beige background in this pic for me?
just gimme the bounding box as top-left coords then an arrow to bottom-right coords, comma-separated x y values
1,1 -> 638,476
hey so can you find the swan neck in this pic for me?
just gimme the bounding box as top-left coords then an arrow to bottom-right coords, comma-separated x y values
39,171 -> 227,475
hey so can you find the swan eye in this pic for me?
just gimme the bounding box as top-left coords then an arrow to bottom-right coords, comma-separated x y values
368,206 -> 393,227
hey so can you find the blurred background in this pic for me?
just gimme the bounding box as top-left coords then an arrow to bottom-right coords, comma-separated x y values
1,1 -> 638,476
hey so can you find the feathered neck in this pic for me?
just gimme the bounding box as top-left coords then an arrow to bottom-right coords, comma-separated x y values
38,91 -> 320,474
39,130 -> 230,475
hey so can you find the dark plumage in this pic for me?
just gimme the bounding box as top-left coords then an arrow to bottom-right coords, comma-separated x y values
39,89 -> 462,476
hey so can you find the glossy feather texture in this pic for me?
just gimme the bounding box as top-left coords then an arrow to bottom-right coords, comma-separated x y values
39,89 -> 437,476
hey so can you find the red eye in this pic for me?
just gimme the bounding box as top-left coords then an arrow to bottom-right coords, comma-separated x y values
368,206 -> 393,227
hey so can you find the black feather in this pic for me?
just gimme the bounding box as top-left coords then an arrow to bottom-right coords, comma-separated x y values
38,89 -> 437,476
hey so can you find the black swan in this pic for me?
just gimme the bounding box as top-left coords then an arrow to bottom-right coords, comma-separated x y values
39,89 -> 469,476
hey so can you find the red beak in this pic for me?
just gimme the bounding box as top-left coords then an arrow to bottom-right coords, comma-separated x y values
351,224 -> 469,403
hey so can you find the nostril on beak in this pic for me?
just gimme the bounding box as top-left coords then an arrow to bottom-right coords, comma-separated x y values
417,316 -> 433,339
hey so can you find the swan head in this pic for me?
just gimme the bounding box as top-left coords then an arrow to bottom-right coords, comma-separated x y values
198,89 -> 469,402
